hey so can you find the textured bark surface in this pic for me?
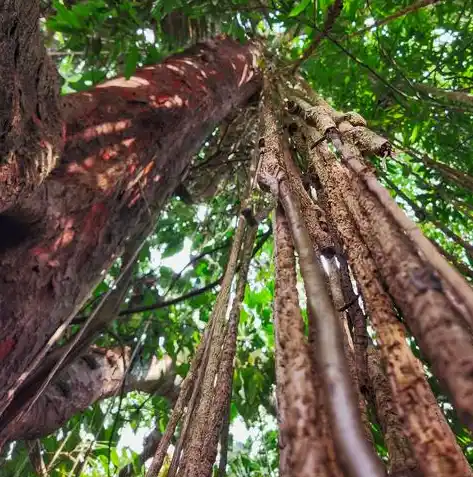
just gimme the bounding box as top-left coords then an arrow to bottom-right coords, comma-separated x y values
291,79 -> 473,324
339,257 -> 369,393
326,257 -> 372,445
6,347 -> 177,441
181,224 -> 257,477
282,137 -> 333,254
174,218 -> 246,477
0,0 -> 63,212
273,206 -> 339,477
147,215 -> 248,477
366,346 -> 419,476
340,139 -> 473,324
345,157 -> 473,433
0,37 -> 261,425
259,87 -> 383,477
145,327 -> 207,476
2,245 -> 139,441
296,124 -> 472,476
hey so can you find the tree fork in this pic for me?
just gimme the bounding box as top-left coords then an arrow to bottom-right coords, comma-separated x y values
5,346 -> 177,441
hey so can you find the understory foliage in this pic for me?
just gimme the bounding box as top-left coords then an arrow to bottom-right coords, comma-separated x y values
4,0 -> 473,476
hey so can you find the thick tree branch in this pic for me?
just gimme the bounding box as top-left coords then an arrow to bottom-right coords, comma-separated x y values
5,346 -> 177,441
0,37 -> 262,423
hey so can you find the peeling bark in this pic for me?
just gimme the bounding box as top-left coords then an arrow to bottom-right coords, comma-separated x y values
6,346 -> 177,441
0,0 -> 63,212
0,37 -> 261,427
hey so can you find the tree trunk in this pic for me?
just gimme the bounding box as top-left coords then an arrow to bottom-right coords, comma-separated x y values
0,37 -> 261,428
5,346 -> 177,441
0,0 -> 63,212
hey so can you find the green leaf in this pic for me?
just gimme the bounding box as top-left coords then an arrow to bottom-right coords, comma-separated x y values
289,0 -> 312,17
124,45 -> 140,79
409,123 -> 420,144
110,448 -> 120,467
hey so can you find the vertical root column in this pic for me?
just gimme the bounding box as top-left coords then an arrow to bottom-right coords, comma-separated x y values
290,113 -> 472,476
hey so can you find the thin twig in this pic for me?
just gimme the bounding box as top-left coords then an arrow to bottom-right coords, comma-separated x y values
349,0 -> 443,37
291,0 -> 343,73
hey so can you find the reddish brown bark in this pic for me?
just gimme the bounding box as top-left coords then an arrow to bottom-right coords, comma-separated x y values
6,347 -> 177,441
0,37 -> 261,428
0,0 -> 63,212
